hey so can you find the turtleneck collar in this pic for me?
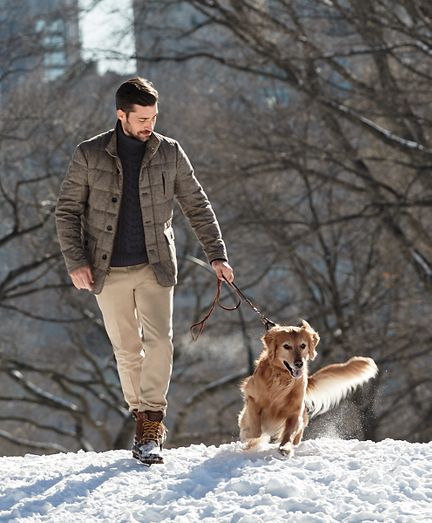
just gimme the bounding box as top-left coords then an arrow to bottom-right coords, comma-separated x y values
117,120 -> 147,154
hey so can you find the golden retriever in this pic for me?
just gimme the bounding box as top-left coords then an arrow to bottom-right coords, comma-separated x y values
238,321 -> 378,457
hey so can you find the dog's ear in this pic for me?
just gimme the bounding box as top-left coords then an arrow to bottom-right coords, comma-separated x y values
300,320 -> 320,360
262,327 -> 278,360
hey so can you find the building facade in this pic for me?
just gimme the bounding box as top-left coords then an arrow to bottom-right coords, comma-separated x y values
0,0 -> 80,83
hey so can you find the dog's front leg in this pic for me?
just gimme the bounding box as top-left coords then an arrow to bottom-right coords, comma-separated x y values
278,413 -> 304,458
240,396 -> 262,448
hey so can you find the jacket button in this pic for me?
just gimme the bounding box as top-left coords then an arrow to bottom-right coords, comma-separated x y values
102,254 -> 107,260
107,225 -> 113,231
112,197 -> 118,203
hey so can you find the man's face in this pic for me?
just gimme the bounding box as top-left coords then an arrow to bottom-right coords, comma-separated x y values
117,103 -> 158,142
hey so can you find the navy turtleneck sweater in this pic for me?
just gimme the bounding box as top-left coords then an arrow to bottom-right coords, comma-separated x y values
110,123 -> 148,267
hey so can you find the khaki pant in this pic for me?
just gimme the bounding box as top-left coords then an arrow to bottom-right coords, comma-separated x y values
95,263 -> 174,415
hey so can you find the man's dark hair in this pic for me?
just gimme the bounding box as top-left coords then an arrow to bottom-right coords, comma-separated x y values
115,77 -> 159,113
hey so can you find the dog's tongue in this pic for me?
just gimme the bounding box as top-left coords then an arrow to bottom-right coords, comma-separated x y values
292,369 -> 303,378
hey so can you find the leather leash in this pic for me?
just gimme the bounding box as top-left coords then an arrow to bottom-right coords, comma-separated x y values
190,276 -> 277,341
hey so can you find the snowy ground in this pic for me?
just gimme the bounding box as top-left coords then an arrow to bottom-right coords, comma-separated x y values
1,438 -> 431,523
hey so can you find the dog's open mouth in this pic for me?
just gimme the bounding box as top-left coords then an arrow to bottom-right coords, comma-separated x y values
283,361 -> 303,378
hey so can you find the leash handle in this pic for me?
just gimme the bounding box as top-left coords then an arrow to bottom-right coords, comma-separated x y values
190,277 -> 276,341
190,279 -> 241,341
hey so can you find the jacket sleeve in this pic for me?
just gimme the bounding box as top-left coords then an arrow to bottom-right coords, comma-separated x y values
55,145 -> 90,274
173,143 -> 228,264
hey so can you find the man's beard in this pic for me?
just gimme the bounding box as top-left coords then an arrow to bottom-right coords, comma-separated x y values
124,121 -> 151,142
135,130 -> 151,142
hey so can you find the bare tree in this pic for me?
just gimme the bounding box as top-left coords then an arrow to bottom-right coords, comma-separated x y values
131,0 -> 432,443
0,0 -> 144,454
3,0 -> 432,453
0,0 -> 250,454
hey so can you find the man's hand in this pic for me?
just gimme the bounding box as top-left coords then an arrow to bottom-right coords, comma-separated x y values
211,260 -> 234,283
70,266 -> 94,291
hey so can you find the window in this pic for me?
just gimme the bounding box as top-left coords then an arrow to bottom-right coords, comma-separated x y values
36,18 -> 68,80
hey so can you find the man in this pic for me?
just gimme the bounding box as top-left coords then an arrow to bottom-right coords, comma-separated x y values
56,77 -> 233,465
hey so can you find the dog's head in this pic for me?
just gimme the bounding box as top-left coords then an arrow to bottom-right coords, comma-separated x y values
262,320 -> 320,379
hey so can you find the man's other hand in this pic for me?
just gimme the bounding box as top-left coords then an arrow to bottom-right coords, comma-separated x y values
70,266 -> 94,291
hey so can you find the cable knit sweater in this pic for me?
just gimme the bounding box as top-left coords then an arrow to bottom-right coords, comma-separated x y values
110,123 -> 148,267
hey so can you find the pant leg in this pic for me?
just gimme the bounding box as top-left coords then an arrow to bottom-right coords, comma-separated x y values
131,264 -> 174,415
95,266 -> 143,411
95,263 -> 174,415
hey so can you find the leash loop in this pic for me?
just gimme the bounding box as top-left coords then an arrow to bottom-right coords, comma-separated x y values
190,279 -> 241,341
190,277 -> 276,341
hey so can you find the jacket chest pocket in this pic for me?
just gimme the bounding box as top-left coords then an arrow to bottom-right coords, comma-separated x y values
145,166 -> 175,204
162,171 -> 175,200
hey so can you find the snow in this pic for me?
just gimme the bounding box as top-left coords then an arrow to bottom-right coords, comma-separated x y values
1,438 -> 432,522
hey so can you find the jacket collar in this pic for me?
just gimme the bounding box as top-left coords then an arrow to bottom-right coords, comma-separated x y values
106,121 -> 161,164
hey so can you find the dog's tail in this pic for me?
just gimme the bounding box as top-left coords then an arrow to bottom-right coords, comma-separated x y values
305,356 -> 378,418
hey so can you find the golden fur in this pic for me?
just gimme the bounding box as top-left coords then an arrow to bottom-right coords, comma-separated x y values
238,321 -> 378,457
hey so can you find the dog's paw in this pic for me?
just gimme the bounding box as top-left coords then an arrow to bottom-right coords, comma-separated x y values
242,438 -> 262,450
278,445 -> 293,459
240,428 -> 262,442
239,428 -> 250,443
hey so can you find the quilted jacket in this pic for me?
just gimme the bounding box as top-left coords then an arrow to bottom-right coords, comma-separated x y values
55,123 -> 228,294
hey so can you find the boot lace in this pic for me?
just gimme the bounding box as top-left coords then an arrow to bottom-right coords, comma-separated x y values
141,419 -> 167,443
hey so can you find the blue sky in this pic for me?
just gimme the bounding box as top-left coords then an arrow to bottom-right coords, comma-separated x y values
79,0 -> 136,74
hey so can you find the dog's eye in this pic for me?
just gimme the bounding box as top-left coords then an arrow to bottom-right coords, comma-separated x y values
283,344 -> 292,351
300,343 -> 306,349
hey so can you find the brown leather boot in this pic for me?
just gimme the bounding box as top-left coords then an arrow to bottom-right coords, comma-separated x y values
132,410 -> 166,466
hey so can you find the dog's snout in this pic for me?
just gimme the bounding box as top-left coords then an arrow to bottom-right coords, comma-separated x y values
294,360 -> 303,369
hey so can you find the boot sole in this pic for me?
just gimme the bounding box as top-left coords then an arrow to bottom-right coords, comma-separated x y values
132,448 -> 164,466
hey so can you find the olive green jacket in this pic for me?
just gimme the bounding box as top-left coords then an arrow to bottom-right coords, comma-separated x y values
55,124 -> 228,294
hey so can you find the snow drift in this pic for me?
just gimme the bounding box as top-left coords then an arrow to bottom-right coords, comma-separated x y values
1,438 -> 432,522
